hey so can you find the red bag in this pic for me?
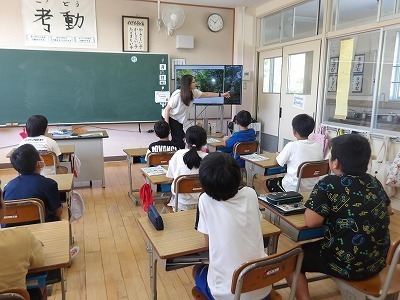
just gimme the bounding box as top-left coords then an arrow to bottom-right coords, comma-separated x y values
139,183 -> 154,212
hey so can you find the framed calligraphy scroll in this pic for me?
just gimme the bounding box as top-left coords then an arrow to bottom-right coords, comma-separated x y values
122,16 -> 149,52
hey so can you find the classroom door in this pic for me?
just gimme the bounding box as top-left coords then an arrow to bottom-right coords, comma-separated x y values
278,40 -> 321,149
257,49 -> 283,152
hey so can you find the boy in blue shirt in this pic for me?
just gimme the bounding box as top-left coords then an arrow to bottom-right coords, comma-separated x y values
219,110 -> 256,167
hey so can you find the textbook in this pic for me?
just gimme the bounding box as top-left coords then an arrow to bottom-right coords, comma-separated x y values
207,138 -> 221,143
78,132 -> 104,137
240,153 -> 269,162
141,166 -> 167,176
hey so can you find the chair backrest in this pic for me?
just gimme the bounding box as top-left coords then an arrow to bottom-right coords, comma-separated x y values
147,152 -> 175,167
0,288 -> 29,300
40,150 -> 58,174
295,159 -> 330,192
172,174 -> 203,212
233,141 -> 259,157
2,198 -> 46,225
380,236 -> 400,298
231,246 -> 303,300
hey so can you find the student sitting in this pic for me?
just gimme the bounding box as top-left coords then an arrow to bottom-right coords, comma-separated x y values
166,125 -> 208,211
4,144 -> 62,222
145,120 -> 178,161
194,152 -> 271,300
0,186 -> 45,299
287,134 -> 392,300
219,110 -> 256,167
265,114 -> 323,192
19,115 -> 67,175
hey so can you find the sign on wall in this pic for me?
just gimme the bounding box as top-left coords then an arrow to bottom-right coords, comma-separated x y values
21,0 -> 97,48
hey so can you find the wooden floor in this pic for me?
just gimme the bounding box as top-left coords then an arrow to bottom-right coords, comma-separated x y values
0,161 -> 346,300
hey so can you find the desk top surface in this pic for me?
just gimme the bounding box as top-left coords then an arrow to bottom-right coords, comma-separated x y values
1,173 -> 74,192
51,130 -> 109,140
27,220 -> 70,273
123,147 -> 148,157
6,145 -> 75,158
141,167 -> 172,185
241,152 -> 278,168
206,138 -> 225,148
138,210 -> 281,259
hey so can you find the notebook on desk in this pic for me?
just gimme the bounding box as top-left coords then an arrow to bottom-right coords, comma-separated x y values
259,192 -> 306,215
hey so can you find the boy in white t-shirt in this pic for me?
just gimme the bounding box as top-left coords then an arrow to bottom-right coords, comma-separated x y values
194,152 -> 271,300
19,115 -> 67,175
265,114 -> 323,192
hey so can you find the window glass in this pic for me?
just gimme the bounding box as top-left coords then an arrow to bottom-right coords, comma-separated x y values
376,28 -> 400,132
294,0 -> 318,39
323,31 -> 380,130
263,57 -> 282,93
287,51 -> 313,94
380,0 -> 400,18
260,12 -> 281,47
333,0 -> 378,31
281,8 -> 294,42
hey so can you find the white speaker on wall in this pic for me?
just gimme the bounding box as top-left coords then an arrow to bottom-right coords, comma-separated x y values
176,35 -> 194,49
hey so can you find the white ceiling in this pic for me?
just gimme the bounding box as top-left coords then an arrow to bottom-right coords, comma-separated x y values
139,0 -> 273,9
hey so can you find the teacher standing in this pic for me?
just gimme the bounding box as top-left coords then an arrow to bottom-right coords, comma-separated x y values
163,74 -> 230,149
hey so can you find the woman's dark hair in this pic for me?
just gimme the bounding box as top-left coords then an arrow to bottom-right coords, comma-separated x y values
183,125 -> 207,169
26,115 -> 48,137
180,74 -> 195,106
11,144 -> 41,174
330,134 -> 371,175
199,152 -> 241,201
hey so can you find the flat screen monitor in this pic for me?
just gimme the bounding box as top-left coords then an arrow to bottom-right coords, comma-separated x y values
174,65 -> 243,105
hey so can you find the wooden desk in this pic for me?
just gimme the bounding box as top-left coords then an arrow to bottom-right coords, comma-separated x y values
138,210 -> 281,300
1,173 -> 74,193
206,137 -> 225,152
241,152 -> 279,187
141,167 -> 172,185
6,145 -> 75,158
52,130 -> 109,187
27,220 -> 70,273
123,148 -> 147,205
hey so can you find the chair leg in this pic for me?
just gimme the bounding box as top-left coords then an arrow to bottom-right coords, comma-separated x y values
61,268 -> 66,300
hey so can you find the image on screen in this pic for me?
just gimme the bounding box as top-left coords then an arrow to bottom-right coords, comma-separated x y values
175,65 -> 242,105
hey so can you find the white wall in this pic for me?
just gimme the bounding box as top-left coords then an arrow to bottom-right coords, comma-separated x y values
0,0 -> 259,164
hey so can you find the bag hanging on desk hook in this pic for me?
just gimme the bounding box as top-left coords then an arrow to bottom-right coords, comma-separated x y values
386,148 -> 400,187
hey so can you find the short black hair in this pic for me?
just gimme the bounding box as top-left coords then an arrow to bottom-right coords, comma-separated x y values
292,114 -> 315,138
11,144 -> 41,174
330,134 -> 371,176
154,120 -> 170,139
235,110 -> 252,127
26,115 -> 48,137
199,152 -> 241,201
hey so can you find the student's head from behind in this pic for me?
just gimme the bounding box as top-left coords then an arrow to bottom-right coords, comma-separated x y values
11,144 -> 43,175
330,134 -> 371,176
235,110 -> 252,127
26,115 -> 48,137
183,125 -> 207,170
154,120 -> 170,139
292,114 -> 315,139
199,152 -> 241,201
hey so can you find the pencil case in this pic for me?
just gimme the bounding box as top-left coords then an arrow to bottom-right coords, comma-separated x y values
148,205 -> 164,231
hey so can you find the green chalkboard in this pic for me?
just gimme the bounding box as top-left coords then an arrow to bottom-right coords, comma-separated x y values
0,49 -> 169,125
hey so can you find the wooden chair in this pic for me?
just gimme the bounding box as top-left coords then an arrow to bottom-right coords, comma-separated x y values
295,159 -> 330,192
147,152 -> 175,167
192,246 -> 303,300
233,141 -> 259,185
163,174 -> 203,213
40,151 -> 58,174
2,198 -> 45,225
0,288 -> 29,300
332,237 -> 400,300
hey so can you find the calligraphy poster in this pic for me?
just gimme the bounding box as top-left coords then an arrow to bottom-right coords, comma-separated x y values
22,0 -> 97,48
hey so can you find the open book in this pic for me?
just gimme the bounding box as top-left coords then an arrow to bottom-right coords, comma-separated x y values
141,166 -> 167,176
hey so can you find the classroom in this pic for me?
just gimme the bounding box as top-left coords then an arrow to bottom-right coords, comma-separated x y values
1,0 -> 400,299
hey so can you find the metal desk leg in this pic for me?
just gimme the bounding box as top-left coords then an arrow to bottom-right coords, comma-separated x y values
127,156 -> 139,205
245,161 -> 255,187
147,241 -> 158,300
268,236 -> 279,255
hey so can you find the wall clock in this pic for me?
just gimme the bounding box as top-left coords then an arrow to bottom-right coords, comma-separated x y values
207,13 -> 224,32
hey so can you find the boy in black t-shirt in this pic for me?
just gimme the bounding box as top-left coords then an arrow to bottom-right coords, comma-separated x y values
287,134 -> 392,300
145,120 -> 177,161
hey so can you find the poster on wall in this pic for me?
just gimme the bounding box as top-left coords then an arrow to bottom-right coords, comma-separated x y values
21,0 -> 97,48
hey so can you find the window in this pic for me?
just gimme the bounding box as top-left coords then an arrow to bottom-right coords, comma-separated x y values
381,0 -> 400,18
389,32 -> 400,101
263,57 -> 282,93
333,0 -> 378,31
287,52 -> 313,94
